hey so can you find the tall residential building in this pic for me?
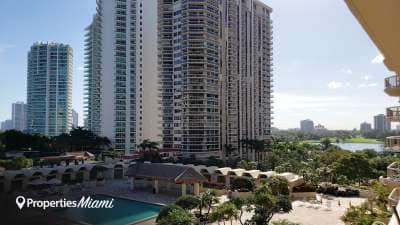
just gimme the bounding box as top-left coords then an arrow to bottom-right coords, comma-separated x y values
158,0 -> 221,158
1,119 -> 13,131
12,101 -> 27,131
374,114 -> 391,132
158,0 -> 273,159
360,122 -> 372,133
72,109 -> 79,128
84,0 -> 159,154
220,0 -> 273,159
300,119 -> 314,133
26,42 -> 73,136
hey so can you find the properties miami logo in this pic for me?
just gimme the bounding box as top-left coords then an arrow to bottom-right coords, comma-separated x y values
16,195 -> 114,210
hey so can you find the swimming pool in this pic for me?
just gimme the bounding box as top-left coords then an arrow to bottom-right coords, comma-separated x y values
58,195 -> 161,225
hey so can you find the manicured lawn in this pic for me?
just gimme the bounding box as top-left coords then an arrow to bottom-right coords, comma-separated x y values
344,136 -> 383,144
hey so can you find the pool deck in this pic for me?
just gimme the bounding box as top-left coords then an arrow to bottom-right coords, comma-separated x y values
1,179 -> 176,225
94,180 -> 176,206
210,196 -> 366,225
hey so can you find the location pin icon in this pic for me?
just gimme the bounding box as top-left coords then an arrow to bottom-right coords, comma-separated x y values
16,196 -> 26,210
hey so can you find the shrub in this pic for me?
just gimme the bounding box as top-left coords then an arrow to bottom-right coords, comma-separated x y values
316,183 -> 359,197
156,204 -> 184,222
292,183 -> 316,193
175,195 -> 200,210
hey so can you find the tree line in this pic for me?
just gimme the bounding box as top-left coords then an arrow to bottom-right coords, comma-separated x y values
0,127 -> 111,154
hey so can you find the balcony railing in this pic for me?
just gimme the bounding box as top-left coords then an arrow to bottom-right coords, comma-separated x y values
389,188 -> 400,207
388,106 -> 400,122
385,75 -> 400,96
385,136 -> 400,152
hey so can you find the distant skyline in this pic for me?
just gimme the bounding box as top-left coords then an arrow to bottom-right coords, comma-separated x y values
0,0 -> 394,130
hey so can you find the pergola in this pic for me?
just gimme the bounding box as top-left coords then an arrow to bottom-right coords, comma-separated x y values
41,151 -> 95,166
126,163 -> 207,196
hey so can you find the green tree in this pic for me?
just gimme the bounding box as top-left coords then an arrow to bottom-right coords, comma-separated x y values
230,197 -> 251,225
138,150 -> 162,163
175,195 -> 200,211
138,139 -> 159,151
0,157 -> 33,170
264,176 -> 290,195
341,182 -> 391,225
249,182 -> 292,225
320,138 -> 332,150
156,208 -> 193,225
157,204 -> 185,222
333,153 -> 373,185
197,190 -> 219,219
237,160 -> 257,170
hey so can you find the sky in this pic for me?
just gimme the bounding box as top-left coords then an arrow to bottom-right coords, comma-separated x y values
0,0 -> 394,130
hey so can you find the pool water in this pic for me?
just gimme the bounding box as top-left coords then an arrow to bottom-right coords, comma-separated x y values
58,195 -> 161,225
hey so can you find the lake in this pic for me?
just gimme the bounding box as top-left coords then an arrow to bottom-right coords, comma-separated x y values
333,143 -> 384,152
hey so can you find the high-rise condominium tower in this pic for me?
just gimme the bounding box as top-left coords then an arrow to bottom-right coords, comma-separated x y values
84,0 -> 159,154
158,0 -> 221,158
158,0 -> 273,159
72,109 -> 79,128
12,101 -> 27,131
27,43 -> 73,136
374,114 -> 391,133
220,0 -> 273,159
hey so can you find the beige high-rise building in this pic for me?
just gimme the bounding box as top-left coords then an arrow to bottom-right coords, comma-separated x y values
158,0 -> 273,159
158,0 -> 220,159
220,0 -> 273,160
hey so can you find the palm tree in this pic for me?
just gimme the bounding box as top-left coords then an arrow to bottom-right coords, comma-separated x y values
197,190 -> 219,221
139,139 -> 159,151
253,140 -> 266,162
240,139 -> 252,160
224,144 -> 235,159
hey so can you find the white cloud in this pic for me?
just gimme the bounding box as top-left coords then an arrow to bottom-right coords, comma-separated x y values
358,82 -> 378,88
77,66 -> 84,71
362,75 -> 370,80
371,53 -> 384,64
327,81 -> 345,89
340,68 -> 353,75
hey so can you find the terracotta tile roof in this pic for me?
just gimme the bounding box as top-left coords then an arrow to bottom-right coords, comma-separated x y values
126,163 -> 206,184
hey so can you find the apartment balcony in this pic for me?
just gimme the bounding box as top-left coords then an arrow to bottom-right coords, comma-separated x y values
385,75 -> 400,97
388,162 -> 400,177
390,188 -> 400,207
381,162 -> 400,188
388,106 -> 400,122
385,136 -> 400,152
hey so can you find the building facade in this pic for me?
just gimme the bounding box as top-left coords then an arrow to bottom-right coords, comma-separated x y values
374,114 -> 391,133
1,119 -> 13,131
360,122 -> 372,133
158,0 -> 273,159
12,102 -> 27,131
300,119 -> 314,133
219,0 -> 273,159
72,109 -> 78,128
84,0 -> 160,155
158,0 -> 221,158
26,43 -> 73,136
